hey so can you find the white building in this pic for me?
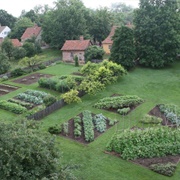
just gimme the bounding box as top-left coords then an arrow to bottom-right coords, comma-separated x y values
0,25 -> 11,38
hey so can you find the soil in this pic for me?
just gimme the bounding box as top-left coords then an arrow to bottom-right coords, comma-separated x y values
13,73 -> 53,85
60,113 -> 117,145
0,84 -> 19,96
72,72 -> 83,76
148,105 -> 174,127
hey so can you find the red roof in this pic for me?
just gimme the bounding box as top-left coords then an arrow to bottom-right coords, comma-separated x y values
102,26 -> 118,44
21,25 -> 41,41
61,39 -> 91,51
11,39 -> 22,47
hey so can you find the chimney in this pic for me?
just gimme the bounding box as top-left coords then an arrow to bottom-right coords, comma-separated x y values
80,35 -> 84,41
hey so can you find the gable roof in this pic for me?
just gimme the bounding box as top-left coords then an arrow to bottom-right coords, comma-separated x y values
11,39 -> 22,47
61,39 -> 91,51
0,26 -> 6,33
102,26 -> 118,44
21,25 -> 41,40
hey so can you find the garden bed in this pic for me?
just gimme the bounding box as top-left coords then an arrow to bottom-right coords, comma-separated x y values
0,84 -> 19,96
13,73 -> 53,85
59,111 -> 118,144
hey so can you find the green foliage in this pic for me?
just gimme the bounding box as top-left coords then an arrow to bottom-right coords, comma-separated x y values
0,100 -> 27,114
62,122 -> 69,136
1,75 -> 8,81
150,163 -> 177,177
93,114 -> 107,133
106,127 -> 180,160
94,95 -> 144,109
108,119 -> 118,126
0,52 -> 10,74
11,68 -> 26,77
38,77 -> 58,90
140,114 -> 162,124
84,45 -> 105,62
80,61 -> 99,75
22,42 -> 36,57
74,55 -> 79,67
117,107 -> 130,115
48,125 -> 62,134
82,110 -> 94,142
159,104 -> 180,126
110,26 -> 136,70
1,38 -> 14,59
43,94 -> 57,107
134,0 -> 180,67
38,63 -> 46,69
13,47 -> 27,60
8,98 -> 34,109
61,89 -> 81,104
0,120 -> 64,179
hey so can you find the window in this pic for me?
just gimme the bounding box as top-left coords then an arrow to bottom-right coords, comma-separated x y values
109,45 -> 112,50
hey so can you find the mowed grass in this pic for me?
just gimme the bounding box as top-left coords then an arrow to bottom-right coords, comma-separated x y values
0,61 -> 180,179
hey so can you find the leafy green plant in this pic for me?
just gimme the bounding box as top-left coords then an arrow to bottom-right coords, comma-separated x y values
150,163 -> 177,177
11,68 -> 26,77
48,125 -> 62,134
43,94 -> 57,107
8,98 -> 33,109
74,55 -> 79,67
117,107 -> 130,115
140,114 -> 162,124
93,114 -> 107,133
25,89 -> 48,98
62,122 -> 69,136
108,119 -> 118,126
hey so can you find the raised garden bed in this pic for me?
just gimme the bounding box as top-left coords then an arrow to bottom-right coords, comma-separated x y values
94,94 -> 144,115
13,73 -> 53,85
55,111 -> 118,144
0,84 -> 19,96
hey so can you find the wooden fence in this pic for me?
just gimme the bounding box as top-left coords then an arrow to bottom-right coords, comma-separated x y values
27,91 -> 86,120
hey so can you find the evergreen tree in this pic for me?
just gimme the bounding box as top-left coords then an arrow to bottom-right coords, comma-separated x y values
134,0 -> 180,67
110,26 -> 136,70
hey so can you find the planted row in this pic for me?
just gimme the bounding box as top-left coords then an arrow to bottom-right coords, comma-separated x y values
94,95 -> 144,113
8,98 -> 33,109
25,89 -> 48,98
0,100 -> 27,114
106,127 -> 180,160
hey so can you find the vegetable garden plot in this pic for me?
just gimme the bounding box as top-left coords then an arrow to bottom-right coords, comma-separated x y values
106,127 -> 180,176
94,95 -> 144,115
0,84 -> 19,96
54,111 -> 118,144
12,73 -> 53,85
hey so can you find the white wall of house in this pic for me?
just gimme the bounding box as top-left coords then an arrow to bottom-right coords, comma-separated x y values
0,26 -> 11,38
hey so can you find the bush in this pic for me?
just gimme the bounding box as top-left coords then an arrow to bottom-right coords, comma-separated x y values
93,114 -> 107,133
38,64 -> 46,69
11,68 -> 26,77
150,163 -> 176,176
74,55 -> 79,67
117,107 -> 130,115
1,75 -> 8,81
48,125 -> 62,134
140,114 -> 162,124
43,94 -> 57,107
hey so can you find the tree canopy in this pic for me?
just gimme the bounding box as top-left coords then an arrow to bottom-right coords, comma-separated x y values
0,52 -> 10,74
134,0 -> 180,67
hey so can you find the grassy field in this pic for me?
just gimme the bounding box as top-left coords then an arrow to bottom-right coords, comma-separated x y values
0,60 -> 180,179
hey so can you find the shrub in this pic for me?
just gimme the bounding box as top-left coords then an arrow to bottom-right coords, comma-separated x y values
48,125 -> 62,134
61,89 -> 81,104
43,94 -> 57,107
74,55 -> 79,67
150,163 -> 177,176
8,98 -> 33,109
140,114 -> 162,124
38,64 -> 46,69
11,68 -> 26,77
2,75 -> 8,81
108,119 -> 118,126
117,107 -> 130,115
62,122 -> 69,136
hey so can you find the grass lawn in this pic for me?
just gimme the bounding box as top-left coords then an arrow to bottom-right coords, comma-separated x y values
0,61 -> 180,179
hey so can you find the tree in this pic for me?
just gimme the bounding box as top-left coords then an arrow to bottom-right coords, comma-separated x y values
0,9 -> 17,28
19,55 -> 42,71
9,17 -> 34,39
87,8 -> 112,44
110,26 -> 136,70
13,47 -> 27,60
0,52 -> 10,74
84,45 -> 105,62
42,0 -> 87,48
22,42 -> 36,57
1,38 -> 14,60
134,0 -> 180,68
0,120 -> 76,179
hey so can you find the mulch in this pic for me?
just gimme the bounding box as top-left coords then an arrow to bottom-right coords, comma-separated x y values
12,73 -> 53,85
60,113 -> 117,145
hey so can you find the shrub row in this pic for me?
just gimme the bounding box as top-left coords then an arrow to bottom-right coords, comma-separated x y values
8,98 -> 33,109
0,100 -> 27,114
106,127 -> 180,160
140,114 -> 162,124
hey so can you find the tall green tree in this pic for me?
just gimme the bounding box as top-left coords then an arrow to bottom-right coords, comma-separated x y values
110,26 -> 136,70
0,52 -> 10,74
1,38 -> 14,60
42,0 -> 87,48
134,0 -> 180,67
0,9 -> 17,28
9,17 -> 34,40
